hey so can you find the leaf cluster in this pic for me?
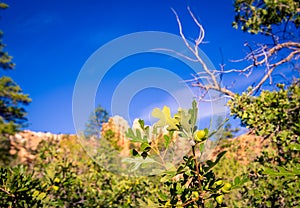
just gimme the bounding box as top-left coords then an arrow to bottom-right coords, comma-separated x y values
125,101 -> 247,207
0,165 -> 47,208
228,80 -> 300,207
233,0 -> 300,35
1,135 -> 162,207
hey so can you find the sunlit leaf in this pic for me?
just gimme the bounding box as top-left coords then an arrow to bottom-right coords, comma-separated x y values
122,157 -> 156,172
152,106 -> 179,130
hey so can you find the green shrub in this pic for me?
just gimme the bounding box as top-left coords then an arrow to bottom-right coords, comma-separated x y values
0,165 -> 47,208
33,135 -> 161,207
125,101 -> 246,207
228,80 -> 300,207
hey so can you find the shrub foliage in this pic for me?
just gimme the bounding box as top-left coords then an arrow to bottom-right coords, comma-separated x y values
228,80 -> 300,207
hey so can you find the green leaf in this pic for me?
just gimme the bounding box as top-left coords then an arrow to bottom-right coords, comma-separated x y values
263,167 -> 296,177
290,143 -> 300,151
234,176 -> 240,185
138,119 -> 145,130
126,128 -> 135,139
126,128 -> 147,143
17,187 -> 28,192
189,100 -> 198,127
137,198 -> 157,208
141,142 -> 151,152
160,174 -> 173,183
37,192 -> 46,200
206,160 -> 214,168
45,168 -> 55,179
215,151 -> 227,164
164,135 -> 171,148
122,157 -> 156,172
198,142 -> 205,152
146,198 -> 158,207
177,108 -> 190,129
177,164 -> 187,174
204,151 -> 227,172
176,183 -> 183,194
158,190 -> 169,201
32,190 -> 40,198
136,129 -> 143,141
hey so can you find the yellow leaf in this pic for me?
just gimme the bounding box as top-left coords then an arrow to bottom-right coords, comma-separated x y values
151,106 -> 178,130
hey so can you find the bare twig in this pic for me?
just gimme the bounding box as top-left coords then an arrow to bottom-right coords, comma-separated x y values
152,48 -> 198,62
168,8 -> 300,100
171,8 -> 236,99
0,187 -> 15,198
248,49 -> 300,95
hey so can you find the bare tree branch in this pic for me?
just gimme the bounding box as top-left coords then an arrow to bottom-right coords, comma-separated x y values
152,48 -> 198,62
248,49 -> 300,95
171,7 -> 236,99
163,8 -> 300,101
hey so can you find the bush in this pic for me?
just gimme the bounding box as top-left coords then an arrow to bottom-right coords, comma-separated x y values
125,101 -> 247,207
0,134 -> 161,207
33,135 -> 160,207
0,165 -> 47,208
228,80 -> 300,207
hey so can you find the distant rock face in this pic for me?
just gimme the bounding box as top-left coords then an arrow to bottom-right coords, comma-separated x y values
211,133 -> 270,165
101,115 -> 131,156
9,130 -> 66,163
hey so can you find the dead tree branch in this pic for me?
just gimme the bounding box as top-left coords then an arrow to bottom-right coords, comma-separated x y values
170,8 -> 300,98
171,7 -> 236,99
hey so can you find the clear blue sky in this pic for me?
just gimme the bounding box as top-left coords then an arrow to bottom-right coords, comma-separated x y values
2,0 -> 264,134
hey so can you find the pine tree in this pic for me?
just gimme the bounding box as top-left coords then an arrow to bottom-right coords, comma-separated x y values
84,105 -> 109,139
0,2 -> 31,165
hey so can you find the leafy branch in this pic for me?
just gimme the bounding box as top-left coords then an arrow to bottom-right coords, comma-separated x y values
125,101 -> 247,207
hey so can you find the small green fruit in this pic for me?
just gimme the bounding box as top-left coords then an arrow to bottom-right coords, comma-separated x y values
165,201 -> 171,206
214,180 -> 223,186
204,182 -> 210,190
52,185 -> 59,191
194,130 -> 206,142
54,178 -> 60,183
192,191 -> 199,200
222,183 -> 232,193
224,183 -> 231,189
215,195 -> 224,204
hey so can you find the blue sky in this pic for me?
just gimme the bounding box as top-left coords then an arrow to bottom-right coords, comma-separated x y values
2,0 -> 268,133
